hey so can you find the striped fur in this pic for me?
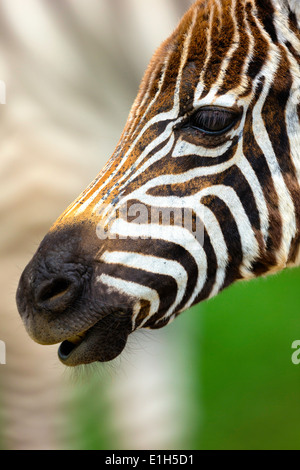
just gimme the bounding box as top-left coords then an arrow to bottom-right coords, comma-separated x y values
18,0 -> 300,363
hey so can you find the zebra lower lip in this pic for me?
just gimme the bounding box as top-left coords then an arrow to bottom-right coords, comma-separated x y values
57,313 -> 131,366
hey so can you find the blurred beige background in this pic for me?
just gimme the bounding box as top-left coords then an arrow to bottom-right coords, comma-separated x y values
0,0 -> 194,450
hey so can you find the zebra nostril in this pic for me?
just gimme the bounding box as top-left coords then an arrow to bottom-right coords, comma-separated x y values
35,277 -> 78,313
37,278 -> 71,302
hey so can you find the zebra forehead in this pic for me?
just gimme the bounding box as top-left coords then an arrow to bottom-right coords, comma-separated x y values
137,0 -> 276,107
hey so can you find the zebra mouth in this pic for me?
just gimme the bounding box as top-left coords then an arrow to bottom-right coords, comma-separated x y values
58,332 -> 88,362
57,313 -> 131,366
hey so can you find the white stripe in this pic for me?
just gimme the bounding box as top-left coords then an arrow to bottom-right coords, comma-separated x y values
252,60 -> 297,264
101,251 -> 188,327
98,274 -> 160,329
285,54 -> 300,187
172,137 -> 232,158
109,218 -> 208,315
198,205 -> 228,298
237,156 -> 269,246
199,185 -> 259,276
131,301 -> 142,331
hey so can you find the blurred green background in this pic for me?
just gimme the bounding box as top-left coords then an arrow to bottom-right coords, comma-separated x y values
0,0 -> 299,451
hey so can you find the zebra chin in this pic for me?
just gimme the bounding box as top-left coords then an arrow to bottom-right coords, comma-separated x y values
15,223 -> 134,366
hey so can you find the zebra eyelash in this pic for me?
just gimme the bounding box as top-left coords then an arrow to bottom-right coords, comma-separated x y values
184,106 -> 240,136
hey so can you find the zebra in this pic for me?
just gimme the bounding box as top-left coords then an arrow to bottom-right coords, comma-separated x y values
16,0 -> 300,366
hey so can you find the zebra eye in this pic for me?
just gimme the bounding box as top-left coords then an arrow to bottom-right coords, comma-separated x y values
188,106 -> 238,135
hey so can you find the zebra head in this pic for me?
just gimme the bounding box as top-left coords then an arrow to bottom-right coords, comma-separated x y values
16,0 -> 300,366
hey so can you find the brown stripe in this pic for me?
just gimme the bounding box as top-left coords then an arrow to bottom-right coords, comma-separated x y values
202,0 -> 235,97
246,2 -> 270,79
218,0 -> 251,93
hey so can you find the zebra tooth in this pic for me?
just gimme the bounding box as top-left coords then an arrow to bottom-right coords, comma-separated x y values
67,332 -> 87,345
